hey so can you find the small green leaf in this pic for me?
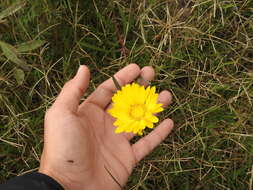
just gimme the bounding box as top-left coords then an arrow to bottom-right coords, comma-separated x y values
0,41 -> 29,70
17,40 -> 46,52
0,1 -> 26,21
13,68 -> 25,85
112,76 -> 121,90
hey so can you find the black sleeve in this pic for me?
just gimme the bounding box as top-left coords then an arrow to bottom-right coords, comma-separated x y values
0,172 -> 65,190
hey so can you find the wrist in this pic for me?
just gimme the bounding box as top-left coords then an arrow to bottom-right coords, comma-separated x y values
39,168 -> 70,190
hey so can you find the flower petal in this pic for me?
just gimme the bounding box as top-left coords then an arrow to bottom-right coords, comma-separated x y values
108,83 -> 164,135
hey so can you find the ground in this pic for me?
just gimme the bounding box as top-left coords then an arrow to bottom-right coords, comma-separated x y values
0,0 -> 253,189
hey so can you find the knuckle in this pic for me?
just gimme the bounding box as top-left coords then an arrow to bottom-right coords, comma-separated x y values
64,79 -> 83,97
63,79 -> 73,88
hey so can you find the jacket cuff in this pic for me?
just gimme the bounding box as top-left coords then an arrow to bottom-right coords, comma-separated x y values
0,172 -> 65,190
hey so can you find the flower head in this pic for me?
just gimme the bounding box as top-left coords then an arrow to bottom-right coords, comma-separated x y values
108,83 -> 164,135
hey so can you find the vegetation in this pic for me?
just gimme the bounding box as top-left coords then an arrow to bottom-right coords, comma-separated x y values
0,0 -> 252,189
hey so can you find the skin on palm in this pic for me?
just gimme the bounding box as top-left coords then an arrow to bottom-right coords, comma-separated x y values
39,64 -> 174,190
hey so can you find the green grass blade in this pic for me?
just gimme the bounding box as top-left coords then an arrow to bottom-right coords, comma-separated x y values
0,1 -> 26,21
17,40 -> 46,52
79,41 -> 111,53
112,76 -> 121,90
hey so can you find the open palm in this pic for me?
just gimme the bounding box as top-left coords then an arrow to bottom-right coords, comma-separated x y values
39,64 -> 173,190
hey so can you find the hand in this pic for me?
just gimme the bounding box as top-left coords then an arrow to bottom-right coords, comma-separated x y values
39,64 -> 174,190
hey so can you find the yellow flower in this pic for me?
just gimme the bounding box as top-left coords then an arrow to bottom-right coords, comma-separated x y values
108,83 -> 164,135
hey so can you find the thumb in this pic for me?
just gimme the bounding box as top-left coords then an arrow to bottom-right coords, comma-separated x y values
54,65 -> 90,112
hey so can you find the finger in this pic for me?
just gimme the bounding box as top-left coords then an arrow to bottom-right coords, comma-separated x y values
125,90 -> 172,141
138,66 -> 155,86
101,63 -> 141,91
81,64 -> 141,109
54,65 -> 90,112
157,90 -> 172,107
132,119 -> 174,163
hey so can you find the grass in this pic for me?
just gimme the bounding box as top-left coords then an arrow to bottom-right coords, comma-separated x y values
0,0 -> 253,189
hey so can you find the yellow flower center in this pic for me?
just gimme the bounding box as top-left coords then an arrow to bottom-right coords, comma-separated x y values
130,104 -> 146,120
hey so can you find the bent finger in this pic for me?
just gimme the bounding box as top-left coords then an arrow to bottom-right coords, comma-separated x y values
132,119 -> 174,163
